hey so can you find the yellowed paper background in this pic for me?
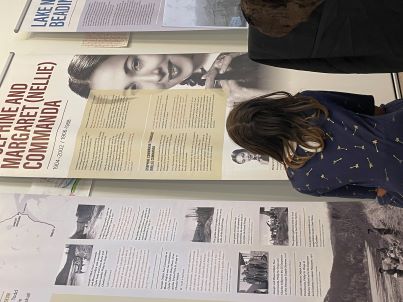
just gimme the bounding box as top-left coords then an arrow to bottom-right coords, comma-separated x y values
68,89 -> 226,179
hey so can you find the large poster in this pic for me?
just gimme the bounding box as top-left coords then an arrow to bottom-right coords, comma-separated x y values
0,52 -> 395,179
20,0 -> 247,32
1,194 -> 403,301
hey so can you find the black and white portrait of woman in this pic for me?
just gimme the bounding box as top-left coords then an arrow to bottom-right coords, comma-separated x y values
231,148 -> 270,165
67,52 -> 392,107
67,53 -> 280,105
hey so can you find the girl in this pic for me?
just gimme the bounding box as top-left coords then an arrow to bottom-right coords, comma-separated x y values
226,90 -> 403,206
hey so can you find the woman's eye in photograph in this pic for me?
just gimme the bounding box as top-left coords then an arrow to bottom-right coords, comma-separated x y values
132,56 -> 141,71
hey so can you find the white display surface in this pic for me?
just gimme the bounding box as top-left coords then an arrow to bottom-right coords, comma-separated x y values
0,0 -> 397,202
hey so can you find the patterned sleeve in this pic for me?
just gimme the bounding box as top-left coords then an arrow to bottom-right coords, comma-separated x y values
377,192 -> 403,208
300,90 -> 375,115
301,185 -> 403,207
298,184 -> 377,199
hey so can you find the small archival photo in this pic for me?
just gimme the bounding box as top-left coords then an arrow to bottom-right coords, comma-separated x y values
163,0 -> 247,28
70,205 -> 105,239
259,207 -> 289,246
183,207 -> 215,243
55,244 -> 93,286
238,251 -> 269,294
230,148 -> 270,166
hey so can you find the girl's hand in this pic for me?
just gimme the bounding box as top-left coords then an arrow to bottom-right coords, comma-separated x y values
376,187 -> 387,197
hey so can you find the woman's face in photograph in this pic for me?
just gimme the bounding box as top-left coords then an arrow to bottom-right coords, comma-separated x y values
235,151 -> 254,164
89,54 -> 195,91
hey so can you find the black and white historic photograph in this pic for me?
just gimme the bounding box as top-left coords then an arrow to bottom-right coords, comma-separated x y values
67,52 -> 279,106
55,244 -> 93,286
237,251 -> 269,294
259,207 -> 289,246
325,202 -> 403,301
163,0 -> 247,28
183,207 -> 215,242
70,204 -> 105,239
231,148 -> 270,165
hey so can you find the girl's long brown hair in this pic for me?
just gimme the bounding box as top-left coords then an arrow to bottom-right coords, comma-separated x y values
226,92 -> 328,169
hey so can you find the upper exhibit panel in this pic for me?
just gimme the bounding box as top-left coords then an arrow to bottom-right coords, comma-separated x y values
18,0 -> 247,33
